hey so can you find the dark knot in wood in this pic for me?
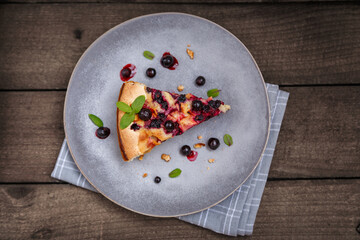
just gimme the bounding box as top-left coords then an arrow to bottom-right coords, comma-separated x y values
74,29 -> 83,40
31,227 -> 53,239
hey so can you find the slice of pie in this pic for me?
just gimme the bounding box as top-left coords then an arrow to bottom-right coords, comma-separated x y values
117,81 -> 231,161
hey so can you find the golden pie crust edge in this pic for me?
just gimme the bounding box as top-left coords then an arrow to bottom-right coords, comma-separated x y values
117,81 -> 146,161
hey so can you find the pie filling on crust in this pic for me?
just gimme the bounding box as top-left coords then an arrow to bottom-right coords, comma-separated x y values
117,81 -> 231,161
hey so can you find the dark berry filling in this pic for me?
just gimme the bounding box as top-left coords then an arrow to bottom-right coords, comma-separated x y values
192,100 -> 203,111
154,90 -> 162,101
158,113 -> 166,119
203,105 -> 210,113
164,120 -> 175,132
170,93 -> 179,100
209,100 -> 221,109
174,122 -> 182,136
178,94 -> 186,103
138,108 -> 152,121
160,101 -> 168,110
130,123 -> 140,131
141,87 -> 224,138
208,100 -> 215,108
194,114 -> 204,122
150,119 -> 162,128
215,100 -> 222,108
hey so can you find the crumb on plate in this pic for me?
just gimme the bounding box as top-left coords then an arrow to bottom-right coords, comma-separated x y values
208,158 -> 215,163
143,173 -> 148,178
194,143 -> 205,149
197,135 -> 203,140
177,85 -> 184,92
207,166 -> 210,170
186,49 -> 194,59
139,155 -> 144,160
161,154 -> 171,162
187,44 -> 191,47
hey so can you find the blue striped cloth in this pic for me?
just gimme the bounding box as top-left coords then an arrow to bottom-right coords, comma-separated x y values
52,83 -> 289,236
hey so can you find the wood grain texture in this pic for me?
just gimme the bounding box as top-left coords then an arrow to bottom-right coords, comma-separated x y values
0,91 -> 65,183
0,3 -> 359,89
0,180 -> 359,239
2,0 -> 358,3
0,86 -> 359,183
269,86 -> 360,179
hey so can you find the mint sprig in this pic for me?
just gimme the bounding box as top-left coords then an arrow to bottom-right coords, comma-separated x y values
207,89 -> 221,98
88,114 -> 103,127
116,102 -> 132,113
169,168 -> 182,178
143,51 -> 155,60
117,95 -> 146,129
131,95 -> 146,113
223,134 -> 233,146
120,112 -> 135,130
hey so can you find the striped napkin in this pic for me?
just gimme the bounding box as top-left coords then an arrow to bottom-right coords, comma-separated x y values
52,83 -> 289,236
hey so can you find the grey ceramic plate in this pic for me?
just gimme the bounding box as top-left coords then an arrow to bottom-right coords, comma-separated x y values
64,13 -> 270,217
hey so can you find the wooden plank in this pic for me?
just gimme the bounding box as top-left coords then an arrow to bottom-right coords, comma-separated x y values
0,180 -> 359,239
2,0 -> 358,3
0,86 -> 359,183
269,86 -> 360,179
0,3 -> 359,89
0,91 -> 65,183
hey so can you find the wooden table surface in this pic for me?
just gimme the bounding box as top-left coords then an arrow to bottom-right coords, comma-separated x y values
0,0 -> 359,239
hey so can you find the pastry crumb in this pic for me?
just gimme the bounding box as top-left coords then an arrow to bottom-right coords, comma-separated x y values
197,135 -> 203,140
177,85 -> 184,92
139,155 -> 144,160
207,167 -> 210,170
161,154 -> 171,162
143,173 -> 148,178
186,49 -> 194,59
194,143 -> 206,149
208,158 -> 215,163
187,44 -> 191,47
219,104 -> 231,113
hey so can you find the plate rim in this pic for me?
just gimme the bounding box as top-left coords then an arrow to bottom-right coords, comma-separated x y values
63,12 -> 271,217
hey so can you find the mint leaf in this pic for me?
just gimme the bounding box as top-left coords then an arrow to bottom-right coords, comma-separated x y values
120,112 -> 135,129
116,101 -> 132,113
131,95 -> 146,113
223,134 -> 233,146
169,168 -> 182,178
88,114 -> 103,127
207,89 -> 221,98
143,51 -> 155,60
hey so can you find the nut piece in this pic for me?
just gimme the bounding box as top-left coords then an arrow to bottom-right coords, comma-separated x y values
186,49 -> 194,59
142,173 -> 148,178
208,158 -> 215,163
177,85 -> 184,92
139,155 -> 144,160
197,135 -> 203,140
194,143 -> 206,149
161,154 -> 171,162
